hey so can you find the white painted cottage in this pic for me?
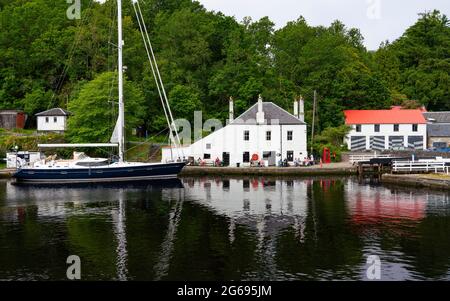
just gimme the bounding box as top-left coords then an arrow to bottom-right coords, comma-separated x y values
162,96 -> 308,166
36,108 -> 70,133
344,107 -> 427,151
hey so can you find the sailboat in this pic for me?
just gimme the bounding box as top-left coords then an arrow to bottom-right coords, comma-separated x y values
13,0 -> 186,184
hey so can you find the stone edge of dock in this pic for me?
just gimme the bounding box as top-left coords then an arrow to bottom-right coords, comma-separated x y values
382,174 -> 450,190
180,166 -> 358,177
0,169 -> 15,179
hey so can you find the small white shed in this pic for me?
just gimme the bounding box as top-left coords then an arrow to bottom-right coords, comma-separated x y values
36,108 -> 71,133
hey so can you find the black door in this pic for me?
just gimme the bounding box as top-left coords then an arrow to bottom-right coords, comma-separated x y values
222,152 -> 230,166
287,151 -> 294,162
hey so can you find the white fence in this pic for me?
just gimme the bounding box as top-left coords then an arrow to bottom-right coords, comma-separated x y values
349,153 -> 393,164
392,160 -> 449,174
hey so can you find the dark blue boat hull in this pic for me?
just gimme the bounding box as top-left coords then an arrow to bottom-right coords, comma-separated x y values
13,162 -> 186,184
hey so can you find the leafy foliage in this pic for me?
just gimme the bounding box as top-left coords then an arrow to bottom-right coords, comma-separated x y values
66,72 -> 145,143
0,1 -> 448,142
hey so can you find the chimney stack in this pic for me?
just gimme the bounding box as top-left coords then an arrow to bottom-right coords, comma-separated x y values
293,99 -> 299,118
299,96 -> 305,122
229,96 -> 234,122
256,94 -> 265,124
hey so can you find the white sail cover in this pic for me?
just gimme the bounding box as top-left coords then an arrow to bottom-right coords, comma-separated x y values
110,118 -> 119,143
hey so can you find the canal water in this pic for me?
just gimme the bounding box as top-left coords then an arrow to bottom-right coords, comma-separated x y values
0,177 -> 449,281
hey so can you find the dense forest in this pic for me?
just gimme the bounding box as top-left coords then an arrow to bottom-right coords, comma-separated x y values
0,0 -> 449,144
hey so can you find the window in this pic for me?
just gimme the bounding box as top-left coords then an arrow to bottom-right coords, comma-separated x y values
412,124 -> 418,132
53,117 -> 57,123
374,124 -> 380,132
394,124 -> 399,132
203,153 -> 211,159
287,131 -> 293,141
243,152 -> 250,163
266,131 -> 271,141
206,143 -> 211,150
355,125 -> 361,132
243,130 -> 249,141
45,117 -> 49,123
287,151 -> 294,162
263,151 -> 271,159
433,142 -> 448,149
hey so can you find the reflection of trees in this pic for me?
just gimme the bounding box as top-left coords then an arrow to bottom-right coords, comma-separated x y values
275,179 -> 364,280
66,212 -> 117,280
0,205 -> 71,280
159,201 -> 259,281
119,189 -> 180,280
408,215 -> 450,279
0,181 -> 6,207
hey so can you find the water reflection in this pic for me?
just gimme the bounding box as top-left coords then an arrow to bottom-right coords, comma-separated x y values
0,177 -> 450,280
113,189 -> 128,281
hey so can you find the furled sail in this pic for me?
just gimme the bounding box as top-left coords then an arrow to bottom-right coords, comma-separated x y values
110,118 -> 119,143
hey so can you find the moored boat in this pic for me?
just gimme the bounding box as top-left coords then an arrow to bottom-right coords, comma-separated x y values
13,0 -> 186,183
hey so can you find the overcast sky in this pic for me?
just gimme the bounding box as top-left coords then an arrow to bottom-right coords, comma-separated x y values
198,0 -> 449,50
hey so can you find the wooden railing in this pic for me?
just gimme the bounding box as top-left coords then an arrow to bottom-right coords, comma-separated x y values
392,160 -> 447,173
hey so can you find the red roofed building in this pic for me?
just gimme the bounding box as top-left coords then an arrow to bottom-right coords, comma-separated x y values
344,107 -> 427,151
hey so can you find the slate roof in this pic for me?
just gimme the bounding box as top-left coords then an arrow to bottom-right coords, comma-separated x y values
232,102 -> 305,125
35,108 -> 71,116
428,124 -> 450,137
423,112 -> 450,124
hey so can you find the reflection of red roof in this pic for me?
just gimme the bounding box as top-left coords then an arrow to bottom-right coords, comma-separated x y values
350,192 -> 425,224
344,108 -> 426,124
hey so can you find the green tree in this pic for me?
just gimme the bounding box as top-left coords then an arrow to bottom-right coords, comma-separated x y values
19,87 -> 53,116
66,72 -> 145,143
379,10 -> 450,110
168,84 -> 202,124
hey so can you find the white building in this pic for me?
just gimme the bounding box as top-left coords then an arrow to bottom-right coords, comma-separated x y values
162,96 -> 308,166
344,107 -> 427,151
36,108 -> 70,133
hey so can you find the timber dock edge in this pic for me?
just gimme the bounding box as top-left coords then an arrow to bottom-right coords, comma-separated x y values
382,174 -> 450,190
180,164 -> 357,177
0,169 -> 15,179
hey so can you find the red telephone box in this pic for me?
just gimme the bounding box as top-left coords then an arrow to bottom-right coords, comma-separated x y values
322,148 -> 331,164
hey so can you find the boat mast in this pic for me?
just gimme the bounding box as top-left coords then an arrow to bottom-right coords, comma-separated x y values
117,0 -> 125,162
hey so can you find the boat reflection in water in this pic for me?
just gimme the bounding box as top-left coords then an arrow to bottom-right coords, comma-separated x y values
1,177 -> 450,280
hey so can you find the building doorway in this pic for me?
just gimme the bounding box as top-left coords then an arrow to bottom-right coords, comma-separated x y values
222,152 -> 230,166
287,151 -> 294,162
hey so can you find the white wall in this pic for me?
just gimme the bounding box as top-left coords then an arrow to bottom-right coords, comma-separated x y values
345,123 -> 427,150
37,116 -> 67,132
162,123 -> 308,165
182,178 -> 308,217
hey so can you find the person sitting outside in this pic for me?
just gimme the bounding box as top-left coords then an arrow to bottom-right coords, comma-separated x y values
215,157 -> 221,167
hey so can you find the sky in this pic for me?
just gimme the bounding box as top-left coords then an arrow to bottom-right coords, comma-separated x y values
198,0 -> 450,50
